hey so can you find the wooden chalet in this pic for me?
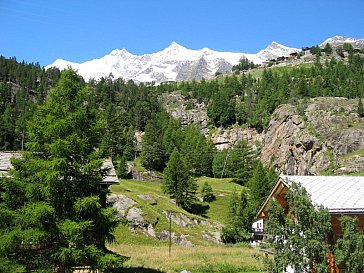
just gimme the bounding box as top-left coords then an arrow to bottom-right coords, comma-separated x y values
256,175 -> 364,240
0,152 -> 119,187
289,52 -> 298,59
353,48 -> 362,54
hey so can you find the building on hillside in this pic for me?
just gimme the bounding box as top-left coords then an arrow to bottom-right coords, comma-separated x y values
255,175 -> 364,241
289,52 -> 298,59
0,152 -> 118,187
0,151 -> 20,177
302,47 -> 311,56
251,218 -> 265,245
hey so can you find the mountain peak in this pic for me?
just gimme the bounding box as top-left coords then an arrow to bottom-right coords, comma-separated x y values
320,35 -> 364,47
110,48 -> 132,58
163,41 -> 188,53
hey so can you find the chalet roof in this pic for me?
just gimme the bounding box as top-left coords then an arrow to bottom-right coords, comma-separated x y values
0,152 -> 20,176
0,152 -> 118,185
100,157 -> 119,185
279,175 -> 364,213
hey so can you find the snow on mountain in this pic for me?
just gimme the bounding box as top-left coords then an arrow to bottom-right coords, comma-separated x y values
45,41 -> 299,83
320,35 -> 364,48
256,41 -> 300,61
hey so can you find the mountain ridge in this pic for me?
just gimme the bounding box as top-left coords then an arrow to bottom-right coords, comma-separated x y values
46,36 -> 363,83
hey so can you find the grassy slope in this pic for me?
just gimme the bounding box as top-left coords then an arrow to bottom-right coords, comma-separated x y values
108,177 -> 264,273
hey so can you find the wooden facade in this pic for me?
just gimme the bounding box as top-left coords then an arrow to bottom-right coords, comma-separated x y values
257,176 -> 364,239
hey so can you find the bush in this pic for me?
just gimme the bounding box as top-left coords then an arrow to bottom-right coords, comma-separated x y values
221,224 -> 250,244
201,182 -> 215,202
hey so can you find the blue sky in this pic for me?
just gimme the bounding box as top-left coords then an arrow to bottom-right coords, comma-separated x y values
1,0 -> 364,66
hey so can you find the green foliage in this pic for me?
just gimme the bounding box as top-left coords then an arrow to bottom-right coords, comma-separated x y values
180,125 -> 214,176
207,89 -> 236,128
324,43 -> 333,55
213,140 -> 256,185
116,156 -> 129,179
232,57 -> 256,72
140,116 -> 166,171
221,189 -> 252,244
334,216 -> 364,271
343,43 -> 353,53
162,148 -> 197,209
266,183 -> 332,272
201,182 -> 215,202
0,70 -> 123,272
247,162 -> 278,213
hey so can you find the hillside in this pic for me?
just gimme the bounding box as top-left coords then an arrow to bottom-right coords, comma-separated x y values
107,178 -> 264,272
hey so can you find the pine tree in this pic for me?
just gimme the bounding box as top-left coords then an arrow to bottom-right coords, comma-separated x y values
162,148 -> 197,209
248,162 -> 277,212
224,140 -> 257,185
0,70 -> 124,272
201,182 -> 215,202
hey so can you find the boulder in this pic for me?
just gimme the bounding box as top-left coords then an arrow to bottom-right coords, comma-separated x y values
126,207 -> 144,225
108,194 -> 135,217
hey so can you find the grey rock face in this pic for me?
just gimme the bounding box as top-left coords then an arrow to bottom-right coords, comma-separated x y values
108,194 -> 136,217
261,98 -> 364,175
159,230 -> 194,247
160,91 -> 209,133
211,127 -> 263,150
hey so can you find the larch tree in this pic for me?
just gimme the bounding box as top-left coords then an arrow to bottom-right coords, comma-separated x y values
162,148 -> 197,209
0,70 -> 124,273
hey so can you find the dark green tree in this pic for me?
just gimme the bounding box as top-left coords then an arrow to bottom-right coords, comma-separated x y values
0,70 -> 123,272
180,125 -> 214,177
140,119 -> 165,172
201,182 -> 215,202
224,140 -> 257,185
324,43 -> 333,55
248,162 -> 278,212
162,148 -> 197,209
221,189 -> 251,244
207,90 -> 236,128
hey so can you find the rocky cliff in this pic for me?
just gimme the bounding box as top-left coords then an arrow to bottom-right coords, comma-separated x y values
161,93 -> 363,175
261,97 -> 364,175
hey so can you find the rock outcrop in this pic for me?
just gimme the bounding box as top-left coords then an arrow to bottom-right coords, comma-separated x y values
211,127 -> 263,150
261,98 -> 364,175
109,194 -> 223,246
160,91 -> 209,133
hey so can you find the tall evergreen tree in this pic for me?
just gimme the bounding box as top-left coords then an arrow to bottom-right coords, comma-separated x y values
162,148 -> 197,209
0,70 -> 123,272
224,140 -> 257,185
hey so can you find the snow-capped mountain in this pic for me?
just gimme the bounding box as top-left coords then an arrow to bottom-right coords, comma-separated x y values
256,41 -> 300,61
45,41 -> 299,83
320,35 -> 364,48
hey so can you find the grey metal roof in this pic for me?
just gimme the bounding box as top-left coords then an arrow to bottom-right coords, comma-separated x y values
0,152 -> 20,177
0,152 -> 118,185
280,175 -> 364,213
101,158 -> 119,185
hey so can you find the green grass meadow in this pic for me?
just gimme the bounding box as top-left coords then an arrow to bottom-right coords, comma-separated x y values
108,177 -> 265,273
